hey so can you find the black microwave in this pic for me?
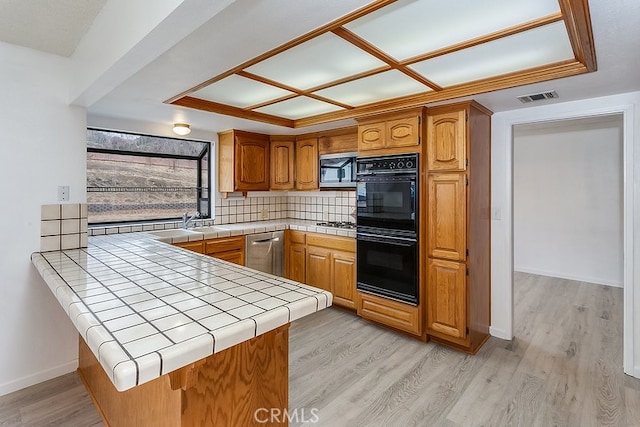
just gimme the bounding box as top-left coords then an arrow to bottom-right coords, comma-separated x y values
319,152 -> 357,188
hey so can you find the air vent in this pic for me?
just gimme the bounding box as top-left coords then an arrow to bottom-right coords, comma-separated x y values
517,90 -> 559,103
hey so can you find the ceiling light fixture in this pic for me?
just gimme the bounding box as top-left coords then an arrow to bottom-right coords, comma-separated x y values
172,123 -> 191,135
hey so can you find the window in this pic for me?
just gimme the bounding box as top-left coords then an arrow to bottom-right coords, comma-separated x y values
87,129 -> 211,224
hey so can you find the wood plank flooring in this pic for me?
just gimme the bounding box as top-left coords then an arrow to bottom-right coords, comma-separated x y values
1,272 -> 639,426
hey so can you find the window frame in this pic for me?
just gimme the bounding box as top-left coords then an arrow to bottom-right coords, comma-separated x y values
86,128 -> 212,226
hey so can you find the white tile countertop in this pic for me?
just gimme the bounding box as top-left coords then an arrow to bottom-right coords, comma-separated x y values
31,228 -> 334,392
102,219 -> 356,243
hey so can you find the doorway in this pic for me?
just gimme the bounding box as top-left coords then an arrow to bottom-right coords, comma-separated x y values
489,93 -> 638,378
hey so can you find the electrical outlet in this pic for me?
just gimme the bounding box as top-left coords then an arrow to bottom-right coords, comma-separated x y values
58,185 -> 69,201
260,208 -> 269,219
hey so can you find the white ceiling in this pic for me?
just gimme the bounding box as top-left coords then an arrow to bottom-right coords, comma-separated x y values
1,0 -> 639,137
0,0 -> 106,57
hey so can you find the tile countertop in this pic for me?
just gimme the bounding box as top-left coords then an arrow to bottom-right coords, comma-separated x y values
31,222 -> 337,392
135,219 -> 356,244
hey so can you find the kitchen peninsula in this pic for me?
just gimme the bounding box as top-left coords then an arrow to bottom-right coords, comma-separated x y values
31,230 -> 332,426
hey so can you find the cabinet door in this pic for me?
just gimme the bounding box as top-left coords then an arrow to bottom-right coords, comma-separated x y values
288,243 -> 306,283
295,138 -> 318,190
306,246 -> 331,292
427,109 -> 466,171
428,173 -> 466,261
235,134 -> 270,190
331,250 -> 356,309
387,115 -> 420,148
270,139 -> 295,190
427,259 -> 466,339
358,121 -> 386,151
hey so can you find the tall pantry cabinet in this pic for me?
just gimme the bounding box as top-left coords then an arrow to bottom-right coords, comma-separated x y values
424,101 -> 491,354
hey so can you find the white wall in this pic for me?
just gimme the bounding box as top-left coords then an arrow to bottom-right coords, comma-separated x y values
0,42 -> 87,395
513,116 -> 623,287
491,91 -> 640,378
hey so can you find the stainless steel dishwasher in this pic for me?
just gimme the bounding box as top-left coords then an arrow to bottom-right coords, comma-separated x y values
245,231 -> 284,277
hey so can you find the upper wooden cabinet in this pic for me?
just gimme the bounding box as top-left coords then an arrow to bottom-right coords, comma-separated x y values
295,137 -> 318,190
426,107 -> 467,171
218,130 -> 270,195
318,127 -> 358,155
356,108 -> 424,154
270,137 -> 295,190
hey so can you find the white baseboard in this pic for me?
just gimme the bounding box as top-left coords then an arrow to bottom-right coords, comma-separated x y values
513,266 -> 623,288
0,359 -> 78,397
489,326 -> 512,340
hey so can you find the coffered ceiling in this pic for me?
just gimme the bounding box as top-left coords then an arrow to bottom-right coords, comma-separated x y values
168,0 -> 596,128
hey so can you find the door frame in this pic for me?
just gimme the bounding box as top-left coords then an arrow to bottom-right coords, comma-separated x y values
490,91 -> 639,378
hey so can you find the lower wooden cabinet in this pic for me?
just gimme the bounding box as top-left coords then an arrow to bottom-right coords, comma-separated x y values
284,230 -> 356,309
174,236 -> 245,266
204,236 -> 245,266
174,240 -> 205,254
426,258 -> 466,339
331,250 -> 356,309
358,293 -> 421,336
306,246 -> 331,292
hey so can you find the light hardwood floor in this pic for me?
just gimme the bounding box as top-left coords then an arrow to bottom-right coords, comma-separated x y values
2,273 -> 639,426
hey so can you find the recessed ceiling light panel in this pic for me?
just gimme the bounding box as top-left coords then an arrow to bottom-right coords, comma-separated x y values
245,33 -> 386,90
409,22 -> 574,87
314,70 -> 431,106
254,96 -> 344,119
345,0 -> 561,61
192,75 -> 294,108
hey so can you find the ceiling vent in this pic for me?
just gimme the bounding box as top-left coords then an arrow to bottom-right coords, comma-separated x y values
517,90 -> 559,103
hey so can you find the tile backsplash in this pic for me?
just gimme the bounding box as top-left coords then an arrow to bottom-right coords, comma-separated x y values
88,190 -> 357,236
41,203 -> 88,251
213,191 -> 355,224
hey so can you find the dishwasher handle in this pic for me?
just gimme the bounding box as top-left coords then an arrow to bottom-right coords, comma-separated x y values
251,237 -> 280,244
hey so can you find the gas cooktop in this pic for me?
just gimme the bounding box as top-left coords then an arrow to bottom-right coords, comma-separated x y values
316,221 -> 357,229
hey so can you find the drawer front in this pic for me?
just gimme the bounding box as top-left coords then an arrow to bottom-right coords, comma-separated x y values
287,230 -> 306,245
174,241 -> 204,253
358,293 -> 421,335
205,236 -> 245,255
306,233 -> 355,252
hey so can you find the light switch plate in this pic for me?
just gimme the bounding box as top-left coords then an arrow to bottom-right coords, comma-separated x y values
58,185 -> 69,201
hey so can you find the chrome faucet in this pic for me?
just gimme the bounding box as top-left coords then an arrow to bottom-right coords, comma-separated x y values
182,211 -> 200,229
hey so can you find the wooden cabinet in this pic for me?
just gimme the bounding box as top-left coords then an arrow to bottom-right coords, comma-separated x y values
218,130 -> 270,195
427,173 -> 467,261
306,246 -> 331,292
295,137 -> 318,190
175,236 -> 245,266
270,137 -> 295,190
427,258 -> 466,339
284,230 -> 356,309
426,109 -> 466,171
317,126 -> 358,155
358,293 -> 421,336
424,101 -> 491,354
174,240 -> 204,253
331,251 -> 356,309
356,108 -> 423,154
204,236 -> 245,266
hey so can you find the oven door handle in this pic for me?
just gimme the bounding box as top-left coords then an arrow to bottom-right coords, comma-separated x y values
357,233 -> 416,246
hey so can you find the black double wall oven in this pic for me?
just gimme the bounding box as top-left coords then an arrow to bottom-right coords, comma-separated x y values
356,153 -> 418,305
